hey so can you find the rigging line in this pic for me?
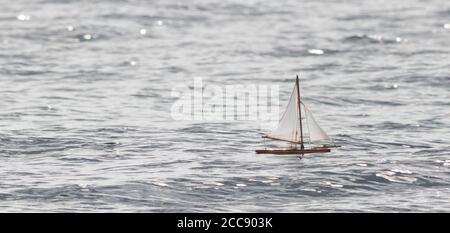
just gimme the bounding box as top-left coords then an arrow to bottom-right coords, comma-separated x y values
302,101 -> 311,144
292,101 -> 298,142
296,102 -> 300,142
290,92 -> 298,143
264,135 -> 303,144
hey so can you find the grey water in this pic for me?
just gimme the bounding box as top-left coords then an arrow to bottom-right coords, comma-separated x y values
1,0 -> 450,212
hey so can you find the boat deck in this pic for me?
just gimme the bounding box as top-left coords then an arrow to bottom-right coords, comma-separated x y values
255,147 -> 331,154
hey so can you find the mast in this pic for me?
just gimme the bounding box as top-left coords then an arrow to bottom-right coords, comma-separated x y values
296,75 -> 304,149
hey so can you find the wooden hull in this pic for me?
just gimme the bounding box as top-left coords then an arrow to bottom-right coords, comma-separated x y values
255,147 -> 331,154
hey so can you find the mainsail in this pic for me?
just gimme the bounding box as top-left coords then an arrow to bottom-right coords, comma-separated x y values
265,82 -> 331,144
265,85 -> 301,143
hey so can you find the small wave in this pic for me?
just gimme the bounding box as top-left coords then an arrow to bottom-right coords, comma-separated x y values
76,33 -> 99,42
343,34 -> 406,44
375,171 -> 417,184
265,46 -> 341,58
325,182 -> 344,188
13,184 -> 98,200
372,121 -> 422,130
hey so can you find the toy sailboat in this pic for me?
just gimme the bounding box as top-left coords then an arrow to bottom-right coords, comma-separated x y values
255,75 -> 338,155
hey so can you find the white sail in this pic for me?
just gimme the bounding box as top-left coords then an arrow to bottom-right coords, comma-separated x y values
302,102 -> 331,142
265,85 -> 301,143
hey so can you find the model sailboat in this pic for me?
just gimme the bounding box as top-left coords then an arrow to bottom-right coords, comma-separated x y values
256,75 -> 338,155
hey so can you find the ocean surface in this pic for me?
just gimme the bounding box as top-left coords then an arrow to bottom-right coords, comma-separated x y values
1,0 -> 449,212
